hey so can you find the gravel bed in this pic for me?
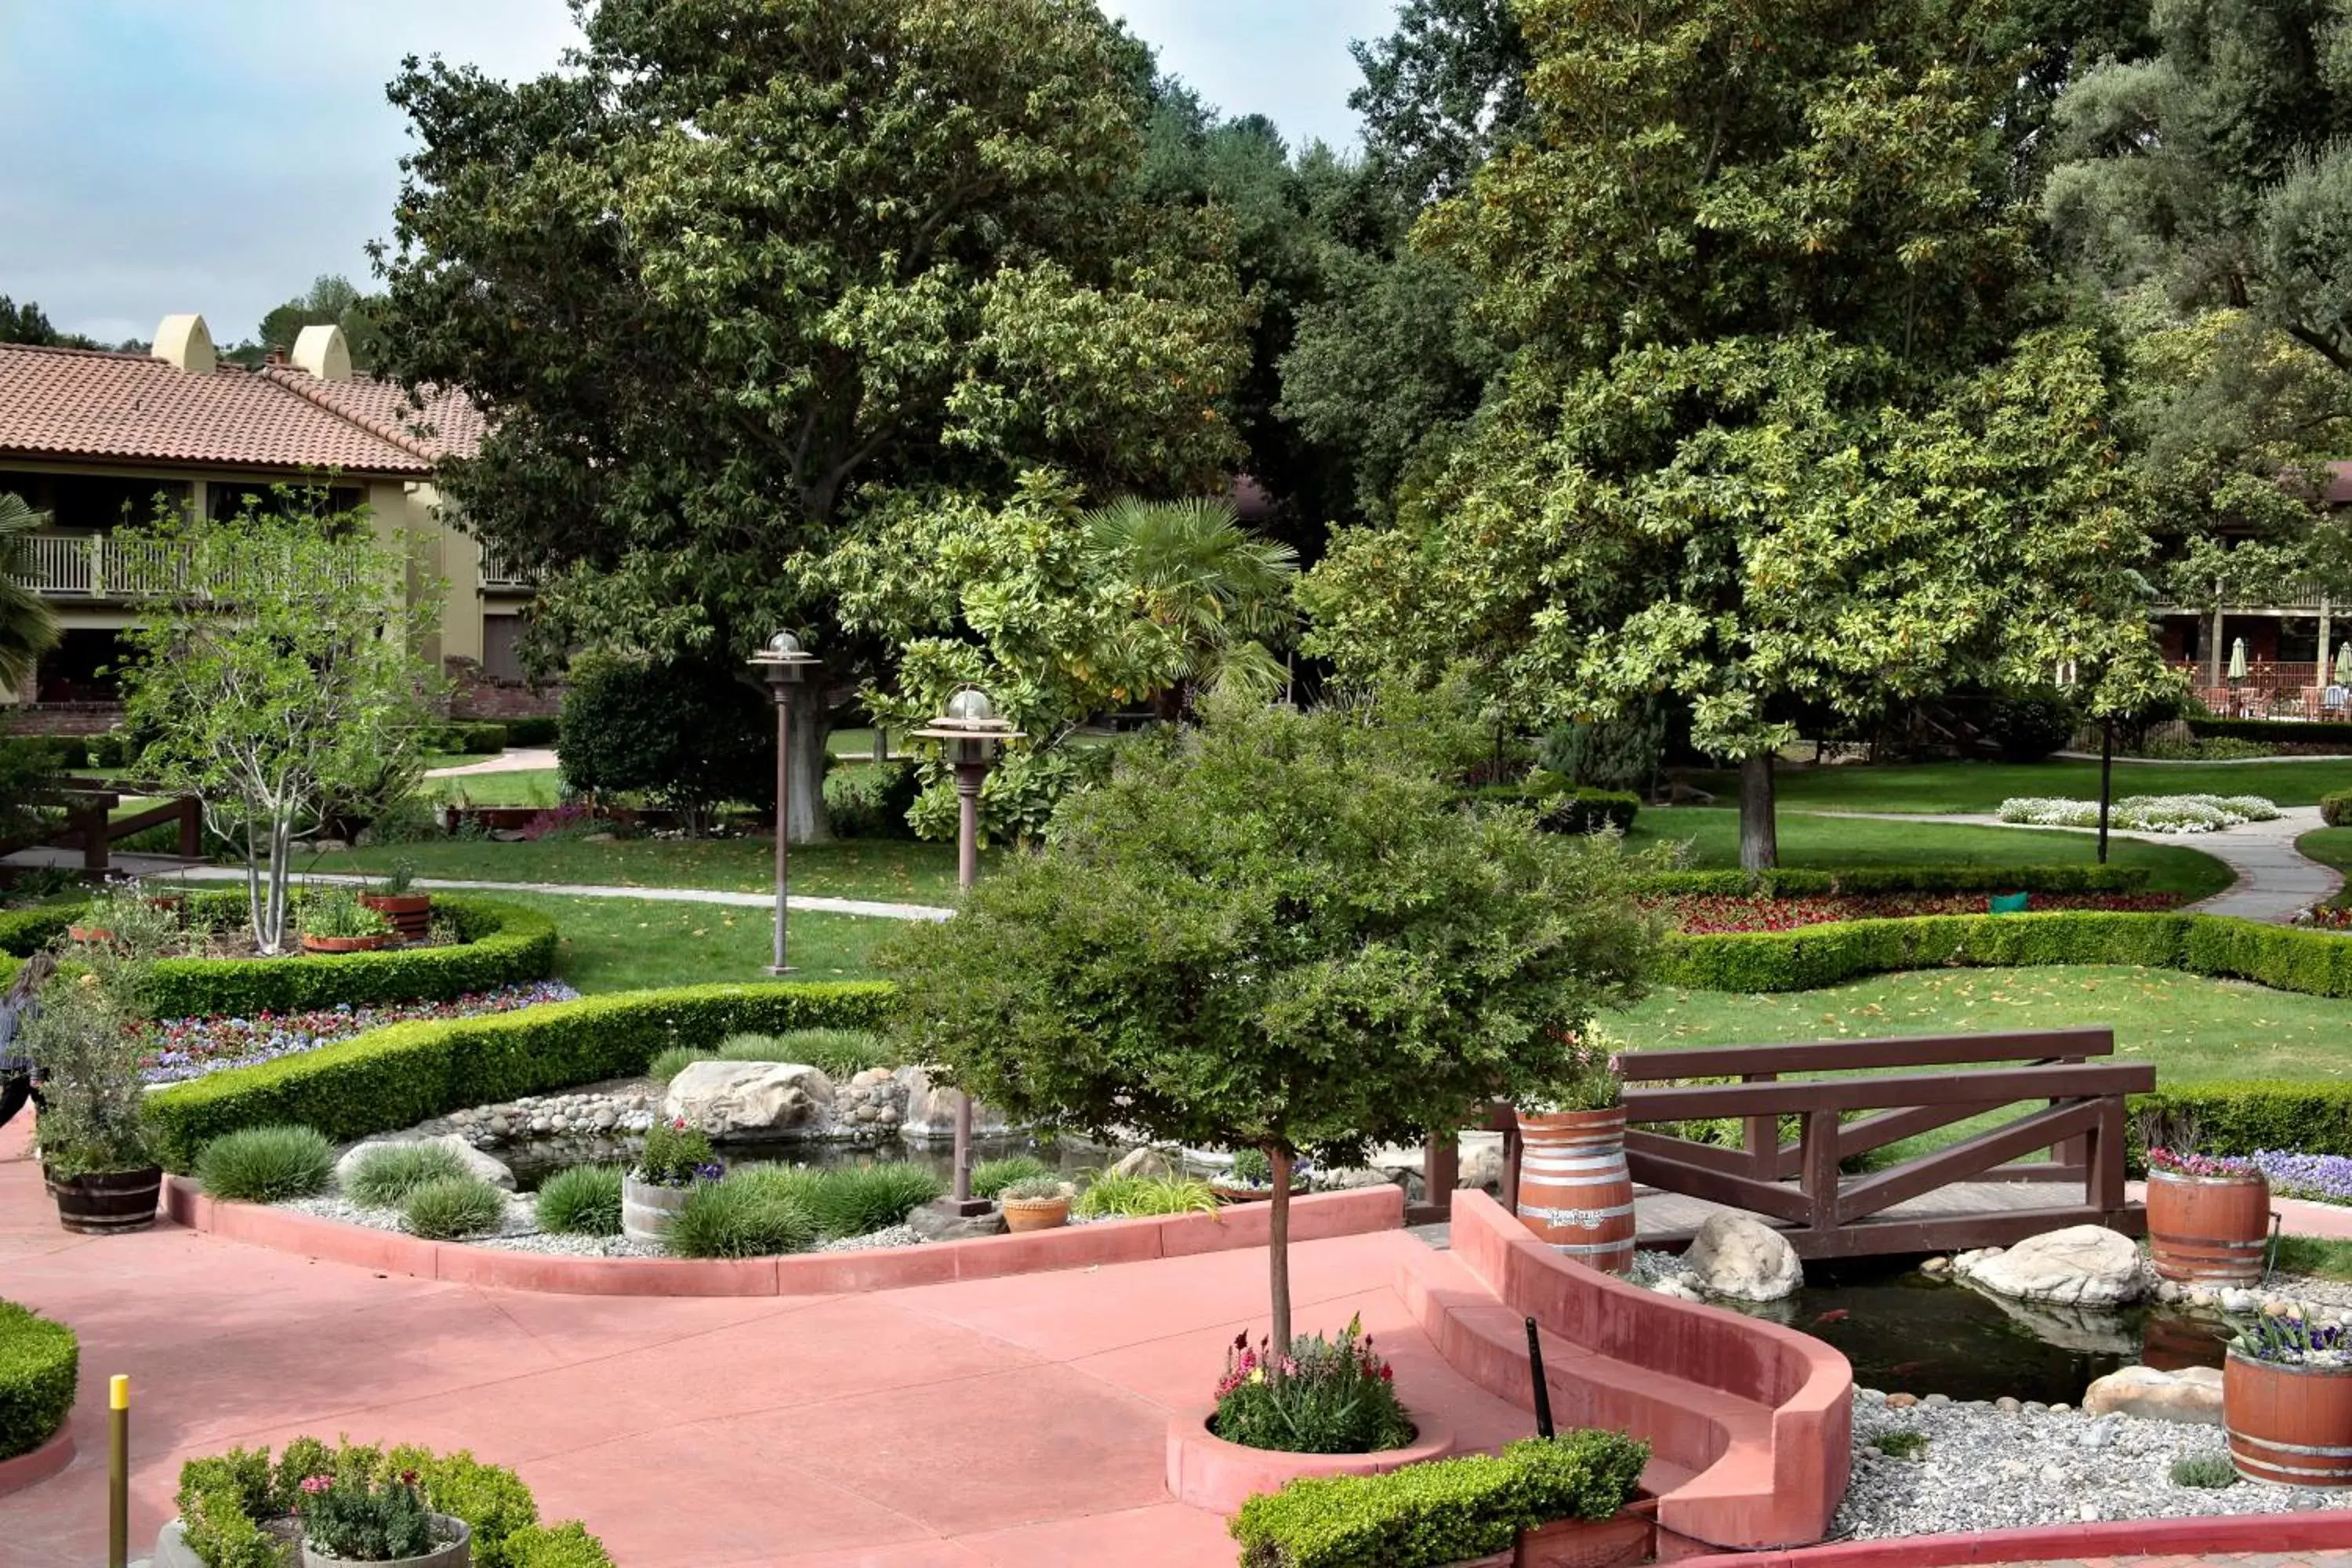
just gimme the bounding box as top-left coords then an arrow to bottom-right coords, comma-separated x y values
1840,1389 -> 2352,1537
274,1194 -> 925,1258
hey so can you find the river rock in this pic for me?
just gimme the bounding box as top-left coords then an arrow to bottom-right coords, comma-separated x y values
907,1203 -> 1007,1242
1951,1225 -> 2147,1307
1682,1212 -> 1805,1301
895,1065 -> 1009,1141
336,1134 -> 514,1192
1458,1138 -> 1506,1192
1110,1145 -> 1174,1180
2081,1363 -> 2224,1425
665,1061 -> 836,1138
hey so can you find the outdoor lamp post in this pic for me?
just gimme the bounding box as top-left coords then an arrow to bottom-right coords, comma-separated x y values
911,688 -> 1023,1214
749,631 -> 822,975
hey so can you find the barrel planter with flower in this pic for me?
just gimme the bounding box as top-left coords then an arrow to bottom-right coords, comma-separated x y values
623,1116 -> 722,1246
2224,1317 -> 2352,1486
1514,1105 -> 1635,1275
2147,1150 -> 2272,1285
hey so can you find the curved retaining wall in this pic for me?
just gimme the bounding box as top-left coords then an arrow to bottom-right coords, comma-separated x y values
0,1425 -> 74,1498
163,1181 -> 1404,1297
1402,1190 -> 1850,1552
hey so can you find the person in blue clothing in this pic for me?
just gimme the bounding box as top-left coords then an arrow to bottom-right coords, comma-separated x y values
0,952 -> 58,1134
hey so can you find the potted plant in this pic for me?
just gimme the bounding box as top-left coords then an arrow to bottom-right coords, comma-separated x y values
2140,1109 -> 2273,1285
360,861 -> 433,941
1513,1031 -> 1634,1274
2223,1315 -> 2352,1486
66,889 -> 177,949
299,890 -> 397,954
996,1174 -> 1070,1232
297,1466 -> 471,1566
1212,1147 -> 1310,1205
622,1116 -> 723,1244
23,942 -> 163,1234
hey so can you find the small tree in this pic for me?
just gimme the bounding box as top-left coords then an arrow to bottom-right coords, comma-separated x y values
880,695 -> 1660,1356
557,655 -> 775,836
116,496 -> 440,954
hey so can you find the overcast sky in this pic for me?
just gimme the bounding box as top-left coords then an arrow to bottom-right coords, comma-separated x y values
0,1 -> 1396,348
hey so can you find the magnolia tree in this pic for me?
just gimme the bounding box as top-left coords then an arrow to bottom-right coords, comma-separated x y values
879,695 -> 1660,1356
118,498 -> 439,953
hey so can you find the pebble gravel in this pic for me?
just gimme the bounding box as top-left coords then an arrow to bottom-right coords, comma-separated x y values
275,1192 -> 927,1258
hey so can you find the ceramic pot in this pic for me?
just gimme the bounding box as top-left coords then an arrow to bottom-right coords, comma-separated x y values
45,1165 -> 162,1235
360,893 -> 433,941
1513,1106 -> 1635,1274
1000,1193 -> 1069,1232
2225,1347 -> 2352,1486
303,1513 -> 471,1567
2148,1167 -> 2272,1284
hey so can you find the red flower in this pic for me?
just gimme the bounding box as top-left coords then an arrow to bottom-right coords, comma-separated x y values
1380,1363 -> 1394,1381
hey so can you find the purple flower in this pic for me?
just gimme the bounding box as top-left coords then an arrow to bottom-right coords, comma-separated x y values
2251,1150 -> 2352,1207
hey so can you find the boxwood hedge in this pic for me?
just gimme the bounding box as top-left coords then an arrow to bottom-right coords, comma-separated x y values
145,981 -> 892,1169
2325,791 -> 2352,829
2129,1082 -> 2352,1160
1635,865 -> 2151,898
0,1300 -> 77,1462
2188,717 -> 2352,747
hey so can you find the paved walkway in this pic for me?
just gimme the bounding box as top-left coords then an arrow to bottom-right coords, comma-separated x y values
2003,1557 -> 2352,1567
423,747 -> 561,779
1819,806 -> 2341,924
165,866 -> 956,922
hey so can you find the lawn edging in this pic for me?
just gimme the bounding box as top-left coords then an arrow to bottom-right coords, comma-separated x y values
1673,1508 -> 2352,1566
160,1181 -> 1404,1296
143,979 -> 894,1169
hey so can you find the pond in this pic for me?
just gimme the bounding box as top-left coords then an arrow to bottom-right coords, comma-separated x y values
1711,1258 -> 2232,1406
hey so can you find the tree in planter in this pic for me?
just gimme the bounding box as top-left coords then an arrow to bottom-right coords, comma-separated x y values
114,499 -> 440,954
879,695 -> 1660,1361
22,931 -> 158,1181
556,655 -> 774,837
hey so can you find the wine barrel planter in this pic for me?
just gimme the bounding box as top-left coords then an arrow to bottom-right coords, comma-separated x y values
1000,1193 -> 1070,1232
1514,1106 -> 1635,1274
2148,1168 -> 2274,1285
299,933 -> 397,954
1210,1181 -> 1307,1206
2224,1348 -> 2352,1486
45,1166 -> 162,1235
64,926 -> 112,945
621,1174 -> 693,1247
360,894 -> 434,942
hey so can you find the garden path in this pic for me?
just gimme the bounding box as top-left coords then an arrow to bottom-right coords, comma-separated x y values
166,865 -> 956,922
1820,807 -> 2339,925
422,748 -> 561,778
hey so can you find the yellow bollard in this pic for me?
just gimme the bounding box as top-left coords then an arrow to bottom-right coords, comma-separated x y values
108,1374 -> 129,1568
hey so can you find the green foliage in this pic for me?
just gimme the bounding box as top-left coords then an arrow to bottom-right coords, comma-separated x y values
1635,865 -> 2150,898
300,889 -> 394,941
193,1125 -> 336,1203
635,1120 -> 717,1186
1229,1429 -> 1650,1568
0,1300 -> 76,1462
506,1522 -> 617,1568
344,1142 -> 472,1208
0,495 -> 60,695
1073,1173 -> 1220,1218
1229,1148 -> 1274,1187
1869,1431 -> 1927,1460
401,1174 -> 509,1240
2130,1083 -> 2352,1161
644,1044 -> 710,1083
1214,1316 -> 1413,1455
2195,719 -> 2352,749
301,1467 -> 440,1561
1981,688 -> 2081,763
143,982 -> 893,1170
666,1177 -> 818,1258
557,655 -> 773,833
534,1166 -> 624,1237
178,1484 -> 281,1568
387,1448 -> 541,1568
2326,792 -> 2352,829
503,717 -> 561,748
822,760 -> 921,840
2170,1451 -> 2238,1489
24,939 -> 158,1176
999,1174 -> 1065,1202
1537,709 -> 1665,796
803,1163 -> 941,1236
971,1154 -> 1055,1200
770,1027 -> 896,1080
427,722 -> 511,756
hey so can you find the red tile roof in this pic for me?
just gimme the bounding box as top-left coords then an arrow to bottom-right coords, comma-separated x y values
0,342 -> 459,476
260,368 -> 486,463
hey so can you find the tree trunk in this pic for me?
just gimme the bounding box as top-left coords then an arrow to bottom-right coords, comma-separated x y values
1268,1146 -> 1293,1367
1738,753 -> 1778,872
787,701 -> 831,844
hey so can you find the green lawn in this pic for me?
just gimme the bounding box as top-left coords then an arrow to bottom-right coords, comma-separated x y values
1681,757 -> 2352,814
492,891 -> 897,991
1628,809 -> 2233,901
2301,826 -> 2352,873
307,836 -> 980,902
426,768 -> 566,808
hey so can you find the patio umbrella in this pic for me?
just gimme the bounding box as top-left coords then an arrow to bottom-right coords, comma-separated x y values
2227,638 -> 2249,682
2338,643 -> 2352,687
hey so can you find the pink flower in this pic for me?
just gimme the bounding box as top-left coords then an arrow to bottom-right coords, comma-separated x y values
300,1475 -> 332,1495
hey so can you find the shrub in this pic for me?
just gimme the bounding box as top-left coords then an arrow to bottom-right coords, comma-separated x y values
666,1178 -> 818,1258
503,716 -> 561,748
302,1467 -> 441,1561
2191,717 -> 2352,747
0,1300 -> 77,1461
823,759 -> 921,840
2129,1083 -> 2352,1160
385,1446 -> 540,1568
558,655 -> 773,833
1980,685 -> 2078,761
2326,791 -> 2352,829
428,722 -> 510,756
2170,1451 -> 2238,1488
506,1522 -> 618,1568
534,1165 -> 624,1236
194,1125 -> 335,1202
1537,787 -> 1640,836
1229,1429 -> 1651,1568
646,1044 -> 713,1083
1214,1316 -> 1413,1455
1074,1173 -> 1219,1218
971,1154 -> 1055,1200
771,1026 -> 897,1080
804,1163 -> 941,1236
401,1174 -> 509,1240
635,1119 -> 719,1187
143,981 -> 893,1170
344,1142 -> 472,1207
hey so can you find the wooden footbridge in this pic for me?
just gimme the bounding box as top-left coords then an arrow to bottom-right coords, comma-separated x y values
1414,1027 -> 2149,1258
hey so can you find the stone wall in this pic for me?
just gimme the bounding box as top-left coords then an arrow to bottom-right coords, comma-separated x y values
4,702 -> 125,736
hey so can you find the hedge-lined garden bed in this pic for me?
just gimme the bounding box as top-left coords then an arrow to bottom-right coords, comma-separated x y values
0,1301 -> 77,1465
1634,864 -> 2151,898
145,981 -> 892,1168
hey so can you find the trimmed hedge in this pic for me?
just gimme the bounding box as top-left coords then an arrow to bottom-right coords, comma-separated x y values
0,1300 -> 77,1462
1230,1430 -> 1650,1568
145,982 -> 893,1169
1635,865 -> 2151,898
2129,1083 -> 2352,1160
2189,717 -> 2352,747
428,721 -> 511,755
503,716 -> 560,748
2325,791 -> 2352,829
0,902 -> 84,956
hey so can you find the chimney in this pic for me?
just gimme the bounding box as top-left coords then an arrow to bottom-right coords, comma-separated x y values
290,324 -> 351,382
152,314 -> 216,375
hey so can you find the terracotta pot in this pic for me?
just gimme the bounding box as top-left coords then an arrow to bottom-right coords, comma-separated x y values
299,933 -> 397,954
360,893 -> 433,941
2148,1167 -> 2273,1284
1513,1106 -> 1635,1274
622,1173 -> 695,1246
64,927 -> 112,944
302,1513 -> 471,1567
45,1165 -> 162,1236
2225,1346 -> 2352,1486
1000,1193 -> 1070,1232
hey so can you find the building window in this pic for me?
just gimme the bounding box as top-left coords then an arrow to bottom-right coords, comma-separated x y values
0,471 -> 189,530
2281,618 -> 2321,665
482,615 -> 526,682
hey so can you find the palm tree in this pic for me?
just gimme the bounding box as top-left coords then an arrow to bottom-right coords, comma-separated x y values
1083,496 -> 1299,718
0,496 -> 60,694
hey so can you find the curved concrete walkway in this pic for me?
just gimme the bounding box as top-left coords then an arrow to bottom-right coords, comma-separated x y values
168,866 -> 956,922
1816,807 -> 2342,924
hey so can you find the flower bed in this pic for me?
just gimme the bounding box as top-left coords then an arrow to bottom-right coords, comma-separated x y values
2250,1149 -> 2352,1206
140,982 -> 582,1085
1997,794 -> 2282,833
1655,891 -> 2176,935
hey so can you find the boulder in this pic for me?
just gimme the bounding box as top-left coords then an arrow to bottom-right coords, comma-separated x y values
1110,1146 -> 1174,1180
2082,1364 -> 2224,1425
1458,1136 -> 1506,1193
907,1203 -> 1008,1242
665,1061 -> 836,1139
1952,1225 -> 2147,1307
895,1065 -> 1009,1141
1682,1212 -> 1804,1301
336,1134 -> 514,1192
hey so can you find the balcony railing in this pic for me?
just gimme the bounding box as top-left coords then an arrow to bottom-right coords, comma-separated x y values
14,533 -> 361,600
478,548 -> 538,590
2155,583 -> 2332,615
